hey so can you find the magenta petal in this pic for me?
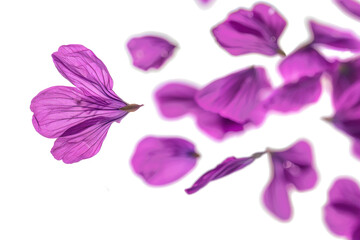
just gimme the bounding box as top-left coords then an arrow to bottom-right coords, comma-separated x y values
127,35 -> 176,71
52,45 -> 121,100
335,0 -> 360,20
131,137 -> 198,186
185,157 -> 255,194
324,178 -> 360,239
265,74 -> 322,113
279,46 -> 330,83
51,120 -> 112,164
310,20 -> 360,52
195,67 -> 272,125
352,141 -> 360,159
212,3 -> 286,56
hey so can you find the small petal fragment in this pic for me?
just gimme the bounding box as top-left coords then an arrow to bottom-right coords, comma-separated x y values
335,0 -> 360,20
212,3 -> 286,56
127,35 -> 176,71
324,178 -> 360,239
131,137 -> 199,186
279,46 -> 330,82
264,74 -> 322,113
310,20 -> 360,52
196,66 -> 272,125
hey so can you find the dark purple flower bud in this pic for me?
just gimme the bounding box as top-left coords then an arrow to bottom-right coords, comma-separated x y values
310,20 -> 360,52
264,74 -> 322,113
263,140 -> 317,220
195,66 -> 272,125
212,3 -> 286,56
131,136 -> 199,186
127,35 -> 176,71
335,0 -> 360,20
31,45 -> 142,163
279,45 -> 330,83
324,178 -> 360,240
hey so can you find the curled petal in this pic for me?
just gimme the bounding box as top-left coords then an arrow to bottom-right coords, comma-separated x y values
265,74 -> 322,113
185,157 -> 256,194
335,0 -> 360,19
310,20 -> 360,52
196,67 -> 272,125
127,36 -> 176,71
131,137 -> 199,186
279,46 -> 330,83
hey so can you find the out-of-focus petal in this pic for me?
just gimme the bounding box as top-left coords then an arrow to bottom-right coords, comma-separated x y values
310,20 -> 360,52
185,157 -> 256,194
195,66 -> 272,125
127,36 -> 176,71
279,46 -> 330,83
352,140 -> 360,158
52,45 -> 121,100
264,74 -> 322,113
212,3 -> 286,56
335,0 -> 360,19
131,137 -> 199,186
30,86 -> 127,138
51,118 -> 112,164
324,178 -> 360,238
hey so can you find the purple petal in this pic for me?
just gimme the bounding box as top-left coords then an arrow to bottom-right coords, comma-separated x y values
131,137 -> 199,186
324,178 -> 360,238
52,45 -> 121,100
352,140 -> 360,158
195,66 -> 272,125
335,0 -> 360,19
185,157 -> 256,194
197,0 -> 214,5
279,46 -> 330,83
51,119 -> 112,164
264,74 -> 322,113
212,3 -> 286,56
310,20 -> 360,52
30,86 -> 127,138
127,36 -> 176,71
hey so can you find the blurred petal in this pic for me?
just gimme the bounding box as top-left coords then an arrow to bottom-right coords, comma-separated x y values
265,74 -> 322,113
127,36 -> 176,71
279,46 -> 330,83
52,45 -> 121,100
310,20 -> 360,52
186,157 -> 256,194
212,3 -> 286,56
196,66 -> 272,125
335,0 -> 360,19
352,140 -> 360,158
131,137 -> 198,186
51,119 -> 112,164
31,86 -> 127,138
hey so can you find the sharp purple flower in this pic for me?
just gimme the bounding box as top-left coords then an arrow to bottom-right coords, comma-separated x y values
195,66 -> 272,125
155,82 -> 244,140
264,74 -> 322,113
212,3 -> 286,56
324,178 -> 360,240
278,45 -> 330,83
263,140 -> 317,220
335,0 -> 360,20
131,136 -> 199,186
127,35 -> 176,71
31,44 -> 142,164
309,20 -> 360,52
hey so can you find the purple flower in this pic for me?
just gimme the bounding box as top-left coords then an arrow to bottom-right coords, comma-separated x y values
212,3 -> 286,56
131,136 -> 199,186
264,74 -> 322,113
155,82 -> 244,140
335,0 -> 360,20
309,20 -> 360,52
195,66 -> 272,125
324,178 -> 360,240
127,35 -> 176,71
31,44 -> 142,164
263,140 -> 317,220
278,45 -> 330,83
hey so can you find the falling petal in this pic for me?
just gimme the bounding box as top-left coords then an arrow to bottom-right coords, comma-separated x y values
335,0 -> 360,20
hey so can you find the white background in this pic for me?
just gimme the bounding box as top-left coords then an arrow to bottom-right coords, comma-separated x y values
0,0 -> 359,239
